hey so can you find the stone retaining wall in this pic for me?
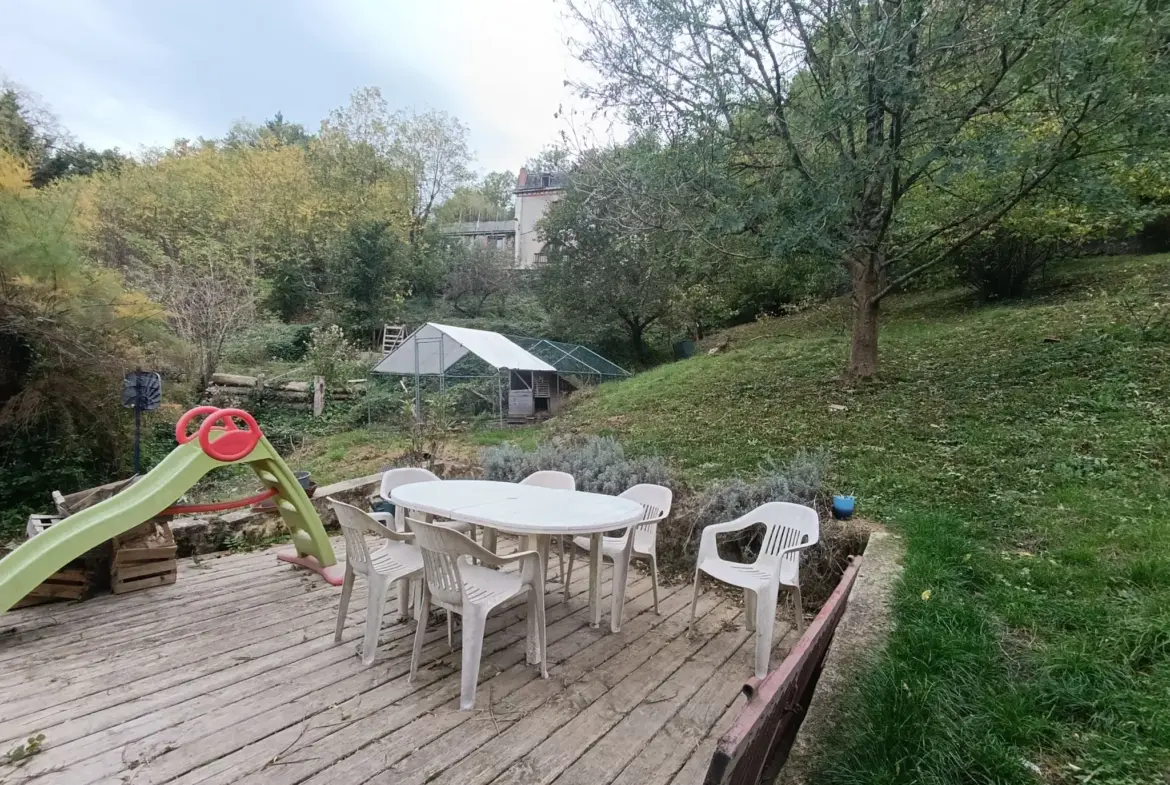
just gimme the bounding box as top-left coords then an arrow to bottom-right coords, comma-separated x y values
170,473 -> 383,556
774,531 -> 905,784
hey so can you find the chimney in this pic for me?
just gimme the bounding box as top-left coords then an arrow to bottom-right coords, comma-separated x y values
517,168 -> 527,187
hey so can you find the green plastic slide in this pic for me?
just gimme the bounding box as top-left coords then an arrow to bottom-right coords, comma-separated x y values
0,407 -> 338,614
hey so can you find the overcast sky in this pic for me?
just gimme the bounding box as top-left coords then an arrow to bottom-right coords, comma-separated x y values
1,0 -> 596,174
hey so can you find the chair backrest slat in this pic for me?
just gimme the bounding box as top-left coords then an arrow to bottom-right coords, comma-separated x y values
616,484 -> 672,552
330,497 -> 413,577
408,516 -> 479,607
749,502 -> 820,574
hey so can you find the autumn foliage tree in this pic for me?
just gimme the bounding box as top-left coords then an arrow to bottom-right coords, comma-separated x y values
0,150 -> 167,532
568,0 -> 1170,378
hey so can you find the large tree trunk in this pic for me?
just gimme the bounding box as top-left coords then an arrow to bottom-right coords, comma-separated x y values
847,254 -> 881,380
629,322 -> 648,364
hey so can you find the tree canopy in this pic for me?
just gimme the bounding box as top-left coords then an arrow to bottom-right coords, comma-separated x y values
566,0 -> 1170,377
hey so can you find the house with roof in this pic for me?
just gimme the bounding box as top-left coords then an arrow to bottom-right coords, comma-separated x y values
437,169 -> 567,269
513,169 -> 567,268
440,219 -> 516,253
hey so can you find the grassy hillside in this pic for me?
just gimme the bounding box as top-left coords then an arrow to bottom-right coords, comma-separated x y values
557,254 -> 1170,784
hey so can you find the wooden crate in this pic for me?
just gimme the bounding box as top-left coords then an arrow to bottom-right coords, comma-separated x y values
111,519 -> 178,595
52,476 -> 139,517
26,513 -> 62,538
12,566 -> 91,609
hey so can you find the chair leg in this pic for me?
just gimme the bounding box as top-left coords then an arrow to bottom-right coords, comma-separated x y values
610,553 -> 631,633
526,589 -> 539,665
535,587 -> 549,679
744,590 -> 757,632
687,571 -> 702,634
564,542 -> 575,600
754,588 -> 778,679
334,564 -> 354,643
648,554 -> 660,615
409,588 -> 431,682
446,611 -> 455,652
459,608 -> 487,711
538,535 -> 551,588
396,577 -> 410,622
361,577 -> 390,666
791,585 -> 804,633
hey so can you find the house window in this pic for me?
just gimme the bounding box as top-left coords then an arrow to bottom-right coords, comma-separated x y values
540,174 -> 552,188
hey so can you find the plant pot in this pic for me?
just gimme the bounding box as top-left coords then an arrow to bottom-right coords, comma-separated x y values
832,495 -> 856,520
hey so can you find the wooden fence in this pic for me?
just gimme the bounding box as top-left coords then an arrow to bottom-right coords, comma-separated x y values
204,373 -> 364,415
704,556 -> 865,785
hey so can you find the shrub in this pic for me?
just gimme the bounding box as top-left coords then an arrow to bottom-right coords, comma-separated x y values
654,450 -> 853,609
347,384 -> 408,429
1135,213 -> 1170,254
481,436 -> 671,496
956,230 -> 1059,300
221,322 -> 313,365
266,324 -> 313,362
669,451 -> 827,563
221,325 -> 273,366
305,325 -> 359,388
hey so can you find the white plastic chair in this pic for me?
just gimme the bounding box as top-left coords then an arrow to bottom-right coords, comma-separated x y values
564,483 -> 672,632
379,467 -> 475,539
330,498 -> 425,666
689,502 -> 819,678
408,516 -> 548,710
481,471 -> 576,572
524,471 -> 577,583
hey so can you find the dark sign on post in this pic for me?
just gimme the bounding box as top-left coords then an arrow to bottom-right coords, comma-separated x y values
122,371 -> 162,474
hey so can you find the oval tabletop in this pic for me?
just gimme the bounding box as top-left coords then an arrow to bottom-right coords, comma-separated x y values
390,480 -> 644,536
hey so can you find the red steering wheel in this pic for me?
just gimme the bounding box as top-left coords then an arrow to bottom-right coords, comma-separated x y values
196,408 -> 262,463
175,406 -> 220,445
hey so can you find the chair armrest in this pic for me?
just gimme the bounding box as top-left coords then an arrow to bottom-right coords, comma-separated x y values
476,547 -> 541,569
779,540 -> 817,558
696,517 -> 761,564
367,513 -> 412,542
702,518 -> 760,537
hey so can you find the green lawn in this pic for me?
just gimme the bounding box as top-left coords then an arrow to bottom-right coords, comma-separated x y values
556,254 -> 1170,784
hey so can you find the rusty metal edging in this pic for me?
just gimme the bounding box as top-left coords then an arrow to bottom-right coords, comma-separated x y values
704,556 -> 865,785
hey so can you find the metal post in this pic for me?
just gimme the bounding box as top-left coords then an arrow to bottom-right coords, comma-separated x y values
438,335 -> 446,394
413,332 -> 422,423
498,369 -> 505,426
133,406 -> 142,474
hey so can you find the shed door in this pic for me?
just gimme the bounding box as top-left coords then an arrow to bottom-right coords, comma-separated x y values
509,390 -> 535,416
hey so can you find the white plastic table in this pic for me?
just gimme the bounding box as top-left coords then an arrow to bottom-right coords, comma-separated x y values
390,480 -> 644,629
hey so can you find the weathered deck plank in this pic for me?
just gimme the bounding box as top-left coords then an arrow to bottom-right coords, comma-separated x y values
0,538 -> 795,785
599,627 -> 798,785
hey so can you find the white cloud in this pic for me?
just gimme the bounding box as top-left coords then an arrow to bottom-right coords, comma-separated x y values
311,0 -> 596,173
0,0 -> 196,152
2,0 -> 619,171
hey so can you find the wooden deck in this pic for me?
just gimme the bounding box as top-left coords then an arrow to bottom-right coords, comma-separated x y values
0,538 -> 797,785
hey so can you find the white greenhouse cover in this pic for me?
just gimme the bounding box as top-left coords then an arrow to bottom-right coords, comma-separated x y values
371,322 -> 556,375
